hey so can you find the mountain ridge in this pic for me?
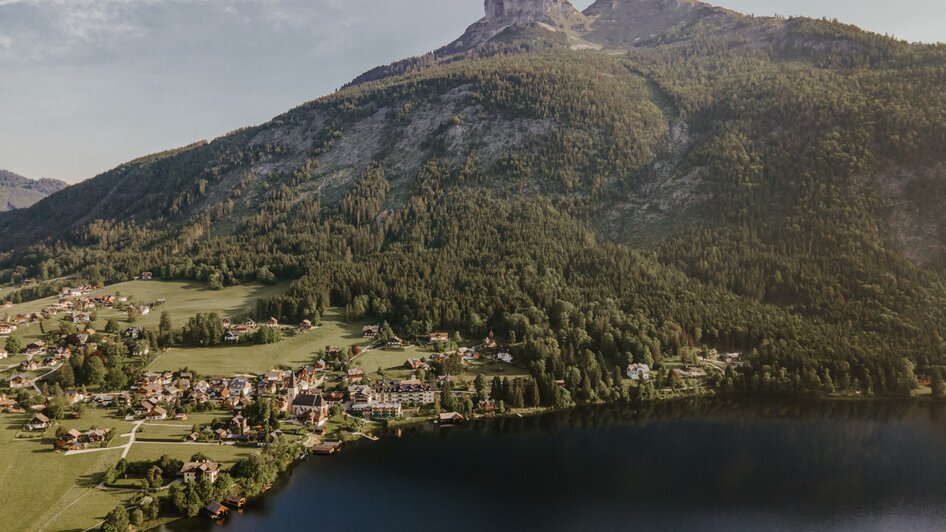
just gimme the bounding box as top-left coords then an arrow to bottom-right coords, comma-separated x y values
0,169 -> 68,212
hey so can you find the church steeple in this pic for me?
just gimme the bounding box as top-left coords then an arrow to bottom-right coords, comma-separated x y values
287,370 -> 299,403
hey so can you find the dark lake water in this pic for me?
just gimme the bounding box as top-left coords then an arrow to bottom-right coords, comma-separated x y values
163,398 -> 946,531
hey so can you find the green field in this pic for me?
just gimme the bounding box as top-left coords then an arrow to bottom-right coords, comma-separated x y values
148,308 -> 370,375
1,279 -> 286,329
123,442 -> 255,467
135,423 -> 191,442
0,405 -> 269,531
0,411 -> 129,532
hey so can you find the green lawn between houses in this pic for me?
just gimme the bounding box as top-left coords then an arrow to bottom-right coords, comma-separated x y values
0,410 -> 129,532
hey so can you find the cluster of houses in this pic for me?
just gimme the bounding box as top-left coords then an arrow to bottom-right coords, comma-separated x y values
55,427 -> 111,450
0,313 -> 41,334
8,324 -> 115,380
48,287 -> 159,323
220,316 -> 314,344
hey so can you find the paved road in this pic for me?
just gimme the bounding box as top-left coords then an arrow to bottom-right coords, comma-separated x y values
32,363 -> 63,393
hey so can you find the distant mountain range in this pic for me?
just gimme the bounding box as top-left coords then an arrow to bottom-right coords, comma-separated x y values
0,169 -> 67,211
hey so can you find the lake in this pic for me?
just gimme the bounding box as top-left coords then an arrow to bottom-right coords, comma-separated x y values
162,398 -> 946,531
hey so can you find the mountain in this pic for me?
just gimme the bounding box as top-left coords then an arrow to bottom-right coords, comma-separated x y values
0,169 -> 67,211
1,0 -> 945,398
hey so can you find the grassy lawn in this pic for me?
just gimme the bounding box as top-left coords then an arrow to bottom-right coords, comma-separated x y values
135,424 -> 191,442
148,308 -> 370,375
123,442 -> 256,467
147,411 -> 225,428
0,279 -> 287,330
355,347 -> 419,379
0,412 -> 129,532
72,408 -> 137,448
0,404 -> 271,531
88,280 -> 288,330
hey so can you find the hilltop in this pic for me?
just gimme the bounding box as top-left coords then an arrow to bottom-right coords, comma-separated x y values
0,169 -> 67,212
0,0 -> 944,397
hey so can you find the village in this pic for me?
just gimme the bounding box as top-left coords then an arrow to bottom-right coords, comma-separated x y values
0,277 -> 728,530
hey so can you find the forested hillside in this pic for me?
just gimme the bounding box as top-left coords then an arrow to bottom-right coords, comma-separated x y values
1,0 -> 945,400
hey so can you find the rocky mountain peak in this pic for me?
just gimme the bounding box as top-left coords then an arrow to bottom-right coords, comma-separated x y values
439,0 -> 590,54
484,0 -> 584,24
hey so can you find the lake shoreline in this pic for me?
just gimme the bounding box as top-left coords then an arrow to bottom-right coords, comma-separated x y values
154,390 -> 946,530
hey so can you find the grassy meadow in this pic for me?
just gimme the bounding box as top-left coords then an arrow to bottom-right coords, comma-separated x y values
147,308 -> 370,375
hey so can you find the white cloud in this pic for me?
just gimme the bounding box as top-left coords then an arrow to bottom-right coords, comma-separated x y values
0,34 -> 12,49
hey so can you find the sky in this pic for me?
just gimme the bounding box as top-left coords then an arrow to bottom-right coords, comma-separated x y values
1,0 -> 944,183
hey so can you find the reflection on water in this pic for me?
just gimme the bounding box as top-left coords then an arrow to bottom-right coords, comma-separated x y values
163,398 -> 946,532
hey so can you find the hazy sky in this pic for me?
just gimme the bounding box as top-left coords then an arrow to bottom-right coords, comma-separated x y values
1,0 -> 944,183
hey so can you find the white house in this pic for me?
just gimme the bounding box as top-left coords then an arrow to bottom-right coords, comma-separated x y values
626,363 -> 651,381
9,373 -> 31,389
179,461 -> 220,484
497,352 -> 514,364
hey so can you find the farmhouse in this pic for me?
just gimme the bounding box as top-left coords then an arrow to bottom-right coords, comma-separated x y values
429,332 -> 450,344
145,406 -> 168,421
404,358 -> 429,370
362,325 -> 380,338
9,374 -> 30,389
180,461 -> 221,484
19,359 -> 40,371
386,336 -> 405,348
25,341 -> 46,355
26,412 -> 50,431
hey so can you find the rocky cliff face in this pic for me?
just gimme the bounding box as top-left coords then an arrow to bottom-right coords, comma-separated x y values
484,0 -> 586,25
442,0 -> 590,54
582,0 -> 745,48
